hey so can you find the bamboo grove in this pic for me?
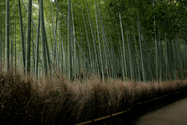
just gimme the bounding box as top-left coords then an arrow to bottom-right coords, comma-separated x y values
0,0 -> 187,82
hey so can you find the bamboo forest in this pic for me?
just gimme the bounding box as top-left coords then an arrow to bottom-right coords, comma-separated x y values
0,0 -> 187,125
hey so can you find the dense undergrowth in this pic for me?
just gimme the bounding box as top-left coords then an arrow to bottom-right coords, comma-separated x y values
1,71 -> 187,125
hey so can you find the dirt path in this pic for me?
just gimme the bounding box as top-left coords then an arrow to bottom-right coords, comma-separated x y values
135,97 -> 187,125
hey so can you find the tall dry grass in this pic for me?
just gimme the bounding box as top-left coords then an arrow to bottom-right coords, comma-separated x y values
1,71 -> 187,125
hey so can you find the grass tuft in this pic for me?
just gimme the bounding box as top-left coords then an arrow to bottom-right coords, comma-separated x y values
1,71 -> 187,125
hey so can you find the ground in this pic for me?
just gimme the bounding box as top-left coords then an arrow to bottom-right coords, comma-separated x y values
136,97 -> 187,125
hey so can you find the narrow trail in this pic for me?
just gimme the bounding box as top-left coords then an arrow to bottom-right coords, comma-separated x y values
135,97 -> 187,125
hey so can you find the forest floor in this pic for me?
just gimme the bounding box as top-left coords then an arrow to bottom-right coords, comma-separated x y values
135,97 -> 187,125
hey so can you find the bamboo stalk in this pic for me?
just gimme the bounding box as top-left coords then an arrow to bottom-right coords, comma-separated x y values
95,0 -> 104,80
5,0 -> 10,71
85,0 -> 99,74
26,0 -> 32,74
119,11 -> 127,81
35,5 -> 40,78
68,0 -> 73,80
40,0 -> 47,75
137,12 -> 146,82
0,18 -> 2,71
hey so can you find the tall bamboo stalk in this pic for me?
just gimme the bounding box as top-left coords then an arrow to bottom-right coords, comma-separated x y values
51,1 -> 58,72
137,11 -> 146,82
1,0 -> 186,82
126,25 -> 134,80
45,30 -> 51,71
35,5 -> 40,78
26,0 -> 32,74
21,0 -> 38,32
98,4 -> 111,78
5,0 -> 10,71
11,25 -> 13,68
119,11 -> 127,81
68,0 -> 72,80
165,33 -> 168,80
14,16 -> 17,73
95,0 -> 104,80
0,19 -> 2,70
71,4 -> 77,81
40,0 -> 47,75
85,0 -> 99,74
82,7 -> 92,73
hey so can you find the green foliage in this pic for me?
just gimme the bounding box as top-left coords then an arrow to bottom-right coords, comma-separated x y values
0,0 -> 187,81
106,0 -> 187,42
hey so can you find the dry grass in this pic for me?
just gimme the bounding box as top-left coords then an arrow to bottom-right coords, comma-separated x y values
1,71 -> 187,125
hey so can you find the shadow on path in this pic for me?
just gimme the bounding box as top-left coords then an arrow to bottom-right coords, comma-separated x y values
134,97 -> 187,125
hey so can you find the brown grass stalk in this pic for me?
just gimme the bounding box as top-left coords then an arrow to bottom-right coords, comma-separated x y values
0,71 -> 187,125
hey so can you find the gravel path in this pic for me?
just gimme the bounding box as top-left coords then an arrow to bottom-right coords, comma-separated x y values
136,97 -> 187,125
